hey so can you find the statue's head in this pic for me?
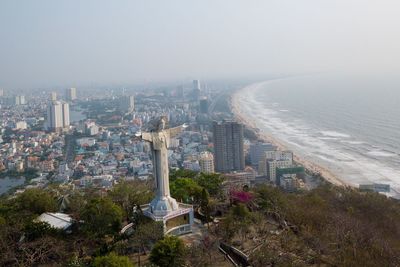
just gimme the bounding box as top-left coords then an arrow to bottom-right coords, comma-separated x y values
147,116 -> 168,132
158,116 -> 167,131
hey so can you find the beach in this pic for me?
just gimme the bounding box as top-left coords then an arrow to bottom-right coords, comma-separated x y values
230,88 -> 347,187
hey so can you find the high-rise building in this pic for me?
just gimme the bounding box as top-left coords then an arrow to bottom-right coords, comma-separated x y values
66,88 -> 77,101
199,151 -> 215,173
50,92 -> 57,101
176,85 -> 185,99
249,142 -> 276,166
199,98 -> 209,114
192,80 -> 201,101
193,79 -> 200,90
47,101 -> 70,131
62,102 -> 70,127
119,95 -> 135,113
14,95 -> 26,105
0,89 -> 4,97
47,101 -> 63,130
213,120 -> 244,173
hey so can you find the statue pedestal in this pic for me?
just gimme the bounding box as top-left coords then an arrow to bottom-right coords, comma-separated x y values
141,201 -> 194,236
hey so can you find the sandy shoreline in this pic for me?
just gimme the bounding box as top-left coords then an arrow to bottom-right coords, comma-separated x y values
230,89 -> 347,187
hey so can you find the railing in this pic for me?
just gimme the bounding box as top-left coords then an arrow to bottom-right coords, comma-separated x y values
140,203 -> 193,221
165,224 -> 192,235
164,208 -> 192,220
219,242 -> 250,267
120,223 -> 134,234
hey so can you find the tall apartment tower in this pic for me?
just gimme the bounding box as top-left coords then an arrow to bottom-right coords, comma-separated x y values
50,92 -> 57,101
62,102 -> 70,127
192,80 -> 201,101
14,95 -> 26,105
119,95 -> 135,113
66,88 -> 77,101
47,101 -> 70,131
199,98 -> 209,114
199,151 -> 215,174
213,120 -> 245,173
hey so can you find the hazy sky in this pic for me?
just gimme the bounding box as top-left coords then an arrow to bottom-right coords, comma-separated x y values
1,0 -> 400,89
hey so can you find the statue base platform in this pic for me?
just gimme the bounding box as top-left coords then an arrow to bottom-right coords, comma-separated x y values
141,202 -> 194,236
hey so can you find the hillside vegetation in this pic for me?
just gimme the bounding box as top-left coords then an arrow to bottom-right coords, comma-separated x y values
216,185 -> 400,266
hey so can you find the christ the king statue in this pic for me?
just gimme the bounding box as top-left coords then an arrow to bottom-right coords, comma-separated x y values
136,116 -> 188,217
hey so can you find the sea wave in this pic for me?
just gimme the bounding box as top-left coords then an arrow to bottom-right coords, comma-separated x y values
234,79 -> 400,198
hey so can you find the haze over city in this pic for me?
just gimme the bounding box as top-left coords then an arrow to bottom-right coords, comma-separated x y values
2,1 -> 400,266
1,0 -> 400,89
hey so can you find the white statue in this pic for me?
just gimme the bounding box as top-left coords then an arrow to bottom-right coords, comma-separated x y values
136,116 -> 187,216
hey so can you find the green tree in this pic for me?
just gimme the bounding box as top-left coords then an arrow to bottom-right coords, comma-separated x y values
127,220 -> 163,266
196,173 -> 224,198
170,178 -> 203,204
150,235 -> 186,267
24,220 -> 58,241
92,252 -> 134,267
15,188 -> 57,214
81,197 -> 123,237
109,180 -> 153,219
169,169 -> 197,181
219,204 -> 252,243
199,188 -> 211,223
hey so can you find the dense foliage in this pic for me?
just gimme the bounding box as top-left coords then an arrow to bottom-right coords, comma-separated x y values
2,172 -> 400,266
150,235 -> 186,267
218,184 -> 400,267
92,252 -> 134,267
0,181 -> 155,266
81,197 -> 123,237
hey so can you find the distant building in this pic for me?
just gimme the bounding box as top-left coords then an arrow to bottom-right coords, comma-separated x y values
276,166 -> 305,187
183,160 -> 200,172
15,95 -> 26,105
85,121 -> 99,136
267,160 -> 293,184
66,88 -> 77,101
46,101 -> 70,131
50,92 -> 57,101
192,80 -> 201,101
62,102 -> 70,127
223,167 -> 256,189
0,89 -> 3,97
119,95 -> 135,113
249,142 -> 276,166
199,151 -> 214,173
280,174 -> 302,192
258,150 -> 294,183
15,121 -> 27,130
76,137 -> 96,147
199,98 -> 209,113
213,120 -> 244,173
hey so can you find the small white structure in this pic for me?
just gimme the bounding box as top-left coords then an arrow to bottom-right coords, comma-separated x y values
36,212 -> 73,231
15,121 -> 28,130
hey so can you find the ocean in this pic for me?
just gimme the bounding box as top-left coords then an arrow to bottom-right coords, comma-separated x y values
235,74 -> 400,197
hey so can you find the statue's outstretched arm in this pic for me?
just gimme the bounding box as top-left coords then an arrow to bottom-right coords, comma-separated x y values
141,132 -> 153,142
167,124 -> 187,138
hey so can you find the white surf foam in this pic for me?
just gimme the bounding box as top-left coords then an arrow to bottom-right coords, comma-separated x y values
367,150 -> 397,157
320,131 -> 351,138
234,80 -> 400,198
